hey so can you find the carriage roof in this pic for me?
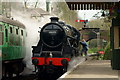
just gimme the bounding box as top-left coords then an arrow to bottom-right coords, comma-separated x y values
0,15 -> 25,29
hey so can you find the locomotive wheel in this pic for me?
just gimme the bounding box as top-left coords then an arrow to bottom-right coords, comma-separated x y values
8,71 -> 13,78
36,66 -> 45,78
61,65 -> 68,74
74,48 -> 79,57
13,62 -> 24,76
75,51 -> 79,57
63,66 -> 68,73
2,64 -> 6,78
2,63 -> 14,79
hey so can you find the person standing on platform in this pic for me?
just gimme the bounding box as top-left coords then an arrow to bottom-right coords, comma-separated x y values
80,39 -> 88,57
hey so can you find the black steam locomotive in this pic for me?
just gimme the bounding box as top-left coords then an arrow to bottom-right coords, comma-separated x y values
32,17 -> 80,75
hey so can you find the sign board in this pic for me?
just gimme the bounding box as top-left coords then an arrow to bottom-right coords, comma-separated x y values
76,20 -> 88,23
98,51 -> 105,54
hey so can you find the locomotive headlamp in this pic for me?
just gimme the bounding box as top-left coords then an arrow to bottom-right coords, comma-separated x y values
61,59 -> 68,66
32,59 -> 39,65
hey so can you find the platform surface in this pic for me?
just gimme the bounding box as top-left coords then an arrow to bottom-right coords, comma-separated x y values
61,60 -> 119,80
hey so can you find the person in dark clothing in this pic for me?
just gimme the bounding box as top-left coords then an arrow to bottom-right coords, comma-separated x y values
80,39 -> 88,56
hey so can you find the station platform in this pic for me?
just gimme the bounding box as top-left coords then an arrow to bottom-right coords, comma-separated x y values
58,59 -> 120,80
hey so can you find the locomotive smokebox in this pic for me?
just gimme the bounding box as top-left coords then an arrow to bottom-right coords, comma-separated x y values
50,17 -> 59,23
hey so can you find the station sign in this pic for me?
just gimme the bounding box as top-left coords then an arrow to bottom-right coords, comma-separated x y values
98,51 -> 105,54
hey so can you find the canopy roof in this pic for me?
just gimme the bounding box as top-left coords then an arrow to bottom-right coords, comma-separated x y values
65,1 -> 120,10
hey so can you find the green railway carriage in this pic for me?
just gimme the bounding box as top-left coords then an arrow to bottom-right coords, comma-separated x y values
0,15 -> 26,78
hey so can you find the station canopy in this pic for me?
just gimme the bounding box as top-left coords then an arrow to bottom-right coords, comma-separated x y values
65,0 -> 120,10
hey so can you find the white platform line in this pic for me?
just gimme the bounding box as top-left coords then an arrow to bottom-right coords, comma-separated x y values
57,57 -> 85,80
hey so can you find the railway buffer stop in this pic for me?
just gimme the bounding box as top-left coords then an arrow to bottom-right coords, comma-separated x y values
60,0 -> 120,79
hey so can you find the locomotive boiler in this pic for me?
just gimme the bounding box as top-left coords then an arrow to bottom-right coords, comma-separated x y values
32,17 -> 80,75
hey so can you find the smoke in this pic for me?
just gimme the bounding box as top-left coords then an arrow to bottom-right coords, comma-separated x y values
11,9 -> 53,74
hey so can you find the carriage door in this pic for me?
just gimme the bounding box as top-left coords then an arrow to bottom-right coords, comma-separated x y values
20,29 -> 24,46
4,24 -> 8,45
15,27 -> 19,46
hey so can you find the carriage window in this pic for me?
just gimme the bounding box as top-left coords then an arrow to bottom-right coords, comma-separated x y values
21,30 -> 23,36
10,27 -> 12,33
5,29 -> 8,37
5,29 -> 8,42
16,29 -> 18,35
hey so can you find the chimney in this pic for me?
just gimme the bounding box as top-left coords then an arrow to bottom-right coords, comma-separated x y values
50,17 -> 59,23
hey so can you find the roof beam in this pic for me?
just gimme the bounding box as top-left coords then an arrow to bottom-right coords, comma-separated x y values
66,2 -> 120,10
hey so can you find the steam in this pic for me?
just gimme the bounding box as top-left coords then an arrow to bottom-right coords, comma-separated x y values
11,9 -> 54,74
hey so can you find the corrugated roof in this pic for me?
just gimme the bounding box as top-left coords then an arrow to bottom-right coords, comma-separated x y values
65,0 -> 119,2
66,2 -> 120,10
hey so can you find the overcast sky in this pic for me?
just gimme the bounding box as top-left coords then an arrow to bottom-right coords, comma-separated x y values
78,10 -> 101,21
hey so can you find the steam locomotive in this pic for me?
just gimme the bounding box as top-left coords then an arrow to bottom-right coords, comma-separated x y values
32,17 -> 80,75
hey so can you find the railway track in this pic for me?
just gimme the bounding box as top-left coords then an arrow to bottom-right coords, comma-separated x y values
2,73 -> 63,80
2,56 -> 85,80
